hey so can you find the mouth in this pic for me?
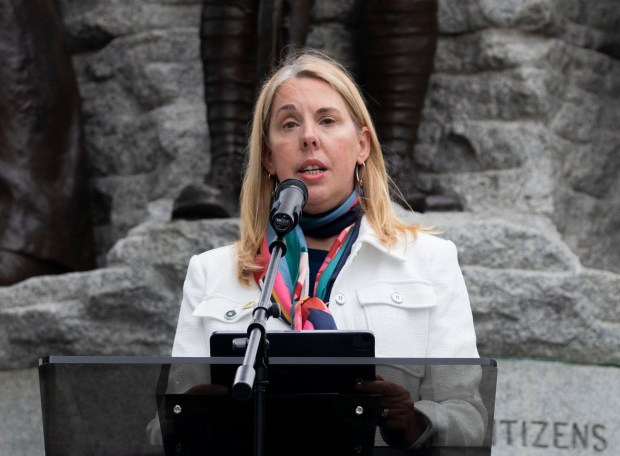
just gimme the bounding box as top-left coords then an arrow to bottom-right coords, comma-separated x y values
300,164 -> 326,175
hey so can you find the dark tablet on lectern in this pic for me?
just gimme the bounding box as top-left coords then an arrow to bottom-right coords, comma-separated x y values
210,329 -> 375,357
209,330 -> 376,393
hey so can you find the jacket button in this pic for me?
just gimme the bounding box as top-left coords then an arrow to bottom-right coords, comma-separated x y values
334,293 -> 346,305
224,310 -> 237,320
391,292 -> 403,304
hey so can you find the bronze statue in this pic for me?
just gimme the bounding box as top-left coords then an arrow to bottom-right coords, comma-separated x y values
173,0 -> 448,219
172,0 -> 313,218
0,0 -> 96,286
360,0 -> 439,209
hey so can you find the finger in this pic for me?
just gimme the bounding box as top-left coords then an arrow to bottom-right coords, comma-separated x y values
379,405 -> 416,432
378,397 -> 415,419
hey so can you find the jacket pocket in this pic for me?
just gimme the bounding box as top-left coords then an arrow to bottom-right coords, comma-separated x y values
192,294 -> 254,326
356,281 -> 436,357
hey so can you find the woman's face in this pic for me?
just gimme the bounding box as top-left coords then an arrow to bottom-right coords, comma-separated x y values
263,77 -> 370,215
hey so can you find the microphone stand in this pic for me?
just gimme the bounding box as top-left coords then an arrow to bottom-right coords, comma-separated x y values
232,236 -> 286,456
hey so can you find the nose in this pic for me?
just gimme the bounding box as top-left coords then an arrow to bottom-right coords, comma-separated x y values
301,124 -> 319,150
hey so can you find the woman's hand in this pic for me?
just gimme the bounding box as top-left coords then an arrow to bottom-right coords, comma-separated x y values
356,374 -> 426,447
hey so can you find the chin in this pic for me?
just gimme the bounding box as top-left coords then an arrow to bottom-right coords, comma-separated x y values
303,201 -> 324,215
304,202 -> 334,215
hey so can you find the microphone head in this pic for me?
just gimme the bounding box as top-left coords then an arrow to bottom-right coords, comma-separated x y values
274,178 -> 308,204
270,179 -> 308,236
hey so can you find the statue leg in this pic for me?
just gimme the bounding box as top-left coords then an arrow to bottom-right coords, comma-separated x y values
0,0 -> 95,285
278,0 -> 314,58
361,0 -> 459,211
173,0 -> 317,219
172,0 -> 260,219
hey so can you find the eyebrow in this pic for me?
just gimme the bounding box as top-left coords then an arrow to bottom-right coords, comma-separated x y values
317,107 -> 339,115
274,104 -> 340,116
275,104 -> 298,115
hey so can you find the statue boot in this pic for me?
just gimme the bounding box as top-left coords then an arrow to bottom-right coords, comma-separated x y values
173,1 -> 259,219
361,0 -> 461,212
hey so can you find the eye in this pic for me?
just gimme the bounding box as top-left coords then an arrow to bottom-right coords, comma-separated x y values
283,120 -> 298,129
320,117 -> 336,125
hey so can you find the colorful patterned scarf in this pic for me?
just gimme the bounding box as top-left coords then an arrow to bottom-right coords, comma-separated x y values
254,191 -> 361,330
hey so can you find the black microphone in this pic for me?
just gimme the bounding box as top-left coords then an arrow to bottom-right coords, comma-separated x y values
270,178 -> 308,236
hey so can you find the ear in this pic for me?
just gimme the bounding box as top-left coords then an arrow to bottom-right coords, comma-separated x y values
357,126 -> 371,165
262,147 -> 276,175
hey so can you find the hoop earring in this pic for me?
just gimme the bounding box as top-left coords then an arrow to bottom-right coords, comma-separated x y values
268,173 -> 278,197
355,162 -> 365,197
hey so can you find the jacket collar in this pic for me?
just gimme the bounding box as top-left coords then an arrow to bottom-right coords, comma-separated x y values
353,216 -> 409,262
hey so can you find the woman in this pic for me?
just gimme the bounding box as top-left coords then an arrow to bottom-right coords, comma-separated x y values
171,51 -> 486,449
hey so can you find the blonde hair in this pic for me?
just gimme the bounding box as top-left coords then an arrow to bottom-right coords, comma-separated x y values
236,51 -> 426,283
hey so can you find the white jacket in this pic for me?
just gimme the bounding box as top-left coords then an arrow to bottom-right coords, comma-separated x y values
172,216 -> 479,359
170,217 -> 487,448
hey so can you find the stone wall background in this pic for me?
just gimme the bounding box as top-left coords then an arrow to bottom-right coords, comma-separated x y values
52,0 -> 620,275
1,0 -> 619,454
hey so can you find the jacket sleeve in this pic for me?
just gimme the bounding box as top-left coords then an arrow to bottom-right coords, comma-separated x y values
413,238 -> 488,447
427,238 -> 479,358
172,254 -> 210,357
168,254 -> 214,396
146,256 -> 209,445
413,365 -> 488,447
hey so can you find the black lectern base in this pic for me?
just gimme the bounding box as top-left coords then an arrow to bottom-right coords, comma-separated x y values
160,392 -> 381,456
